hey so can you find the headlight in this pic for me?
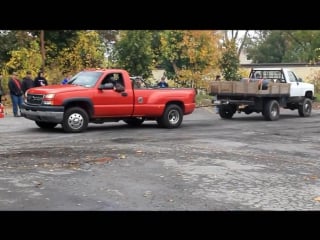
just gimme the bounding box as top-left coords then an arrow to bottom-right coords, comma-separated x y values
43,93 -> 55,105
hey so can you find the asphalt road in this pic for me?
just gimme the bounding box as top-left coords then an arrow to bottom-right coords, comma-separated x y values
1,107 -> 320,210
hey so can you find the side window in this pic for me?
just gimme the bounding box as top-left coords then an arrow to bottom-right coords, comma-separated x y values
287,71 -> 298,82
101,73 -> 125,91
116,74 -> 124,87
102,74 -> 116,85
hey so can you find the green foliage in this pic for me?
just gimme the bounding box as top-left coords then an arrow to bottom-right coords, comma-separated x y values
306,69 -> 320,96
29,30 -> 79,66
0,31 -> 35,69
219,40 -> 241,81
5,39 -> 42,76
245,30 -> 320,63
159,30 -> 220,87
196,94 -> 212,106
114,31 -> 155,79
55,30 -> 106,73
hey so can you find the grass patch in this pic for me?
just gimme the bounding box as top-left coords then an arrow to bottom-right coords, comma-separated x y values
196,94 -> 212,106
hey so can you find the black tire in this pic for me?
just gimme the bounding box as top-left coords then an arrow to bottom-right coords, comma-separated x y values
244,107 -> 252,115
62,107 -> 89,133
124,117 -> 145,127
156,118 -> 165,127
298,98 -> 312,117
35,121 -> 58,129
157,104 -> 183,128
263,100 -> 280,121
219,105 -> 234,119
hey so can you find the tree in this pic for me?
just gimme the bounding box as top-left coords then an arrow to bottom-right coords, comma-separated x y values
219,39 -> 241,81
5,39 -> 42,76
114,30 -> 155,79
223,30 -> 249,59
245,30 -> 287,63
0,30 -> 35,70
55,30 -> 106,73
245,30 -> 320,63
159,30 -> 221,87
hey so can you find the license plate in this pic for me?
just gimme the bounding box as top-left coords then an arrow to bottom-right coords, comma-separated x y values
214,100 -> 221,104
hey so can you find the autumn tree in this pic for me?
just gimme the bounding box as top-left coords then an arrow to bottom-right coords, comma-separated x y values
219,39 -> 241,81
55,30 -> 106,74
223,30 -> 249,59
159,30 -> 221,88
0,31 -> 36,70
29,30 -> 79,67
5,39 -> 43,76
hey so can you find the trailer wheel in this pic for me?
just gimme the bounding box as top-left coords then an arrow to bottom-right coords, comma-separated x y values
263,100 -> 280,121
62,107 -> 89,133
298,98 -> 312,117
219,105 -> 234,119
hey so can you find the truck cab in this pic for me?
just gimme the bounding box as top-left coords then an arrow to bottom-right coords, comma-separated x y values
249,68 -> 314,98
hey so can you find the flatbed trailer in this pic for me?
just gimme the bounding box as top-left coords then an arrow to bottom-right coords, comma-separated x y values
210,79 -> 313,121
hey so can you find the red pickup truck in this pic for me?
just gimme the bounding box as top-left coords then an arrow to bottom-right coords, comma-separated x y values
21,69 -> 196,133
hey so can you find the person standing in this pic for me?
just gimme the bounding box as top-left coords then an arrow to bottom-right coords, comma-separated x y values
33,71 -> 48,87
213,75 -> 221,114
8,72 -> 23,117
61,72 -> 72,85
21,71 -> 34,94
157,76 -> 169,88
0,74 -> 4,104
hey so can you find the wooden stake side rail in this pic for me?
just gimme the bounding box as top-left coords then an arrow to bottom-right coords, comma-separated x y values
210,81 -> 291,96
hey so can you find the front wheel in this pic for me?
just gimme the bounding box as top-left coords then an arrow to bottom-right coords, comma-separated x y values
62,107 -> 89,133
157,104 -> 183,128
298,98 -> 312,117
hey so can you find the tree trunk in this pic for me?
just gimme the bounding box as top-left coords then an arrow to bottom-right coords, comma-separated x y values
40,30 -> 45,72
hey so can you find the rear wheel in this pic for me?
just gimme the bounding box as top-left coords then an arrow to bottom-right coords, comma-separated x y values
219,105 -> 235,119
157,104 -> 183,128
62,107 -> 89,133
298,98 -> 312,117
263,100 -> 280,121
35,121 -> 58,129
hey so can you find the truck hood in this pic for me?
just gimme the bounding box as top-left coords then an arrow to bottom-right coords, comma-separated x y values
299,82 -> 314,91
27,85 -> 87,95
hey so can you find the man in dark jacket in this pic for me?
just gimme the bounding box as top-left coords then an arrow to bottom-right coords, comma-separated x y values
0,74 -> 4,103
21,71 -> 34,94
8,72 -> 23,117
33,71 -> 48,87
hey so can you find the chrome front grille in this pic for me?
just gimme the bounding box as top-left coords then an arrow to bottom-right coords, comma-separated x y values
26,94 -> 44,105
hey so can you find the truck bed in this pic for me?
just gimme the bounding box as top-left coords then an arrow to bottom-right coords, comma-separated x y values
210,80 -> 291,97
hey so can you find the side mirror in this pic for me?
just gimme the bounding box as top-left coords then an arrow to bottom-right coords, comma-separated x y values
298,78 -> 303,82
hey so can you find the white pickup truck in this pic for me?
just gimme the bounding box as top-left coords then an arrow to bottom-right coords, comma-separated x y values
210,68 -> 315,121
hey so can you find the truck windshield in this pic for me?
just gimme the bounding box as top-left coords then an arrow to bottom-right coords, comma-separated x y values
68,71 -> 103,87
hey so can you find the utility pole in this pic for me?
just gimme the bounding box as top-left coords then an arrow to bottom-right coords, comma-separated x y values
40,30 -> 45,72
